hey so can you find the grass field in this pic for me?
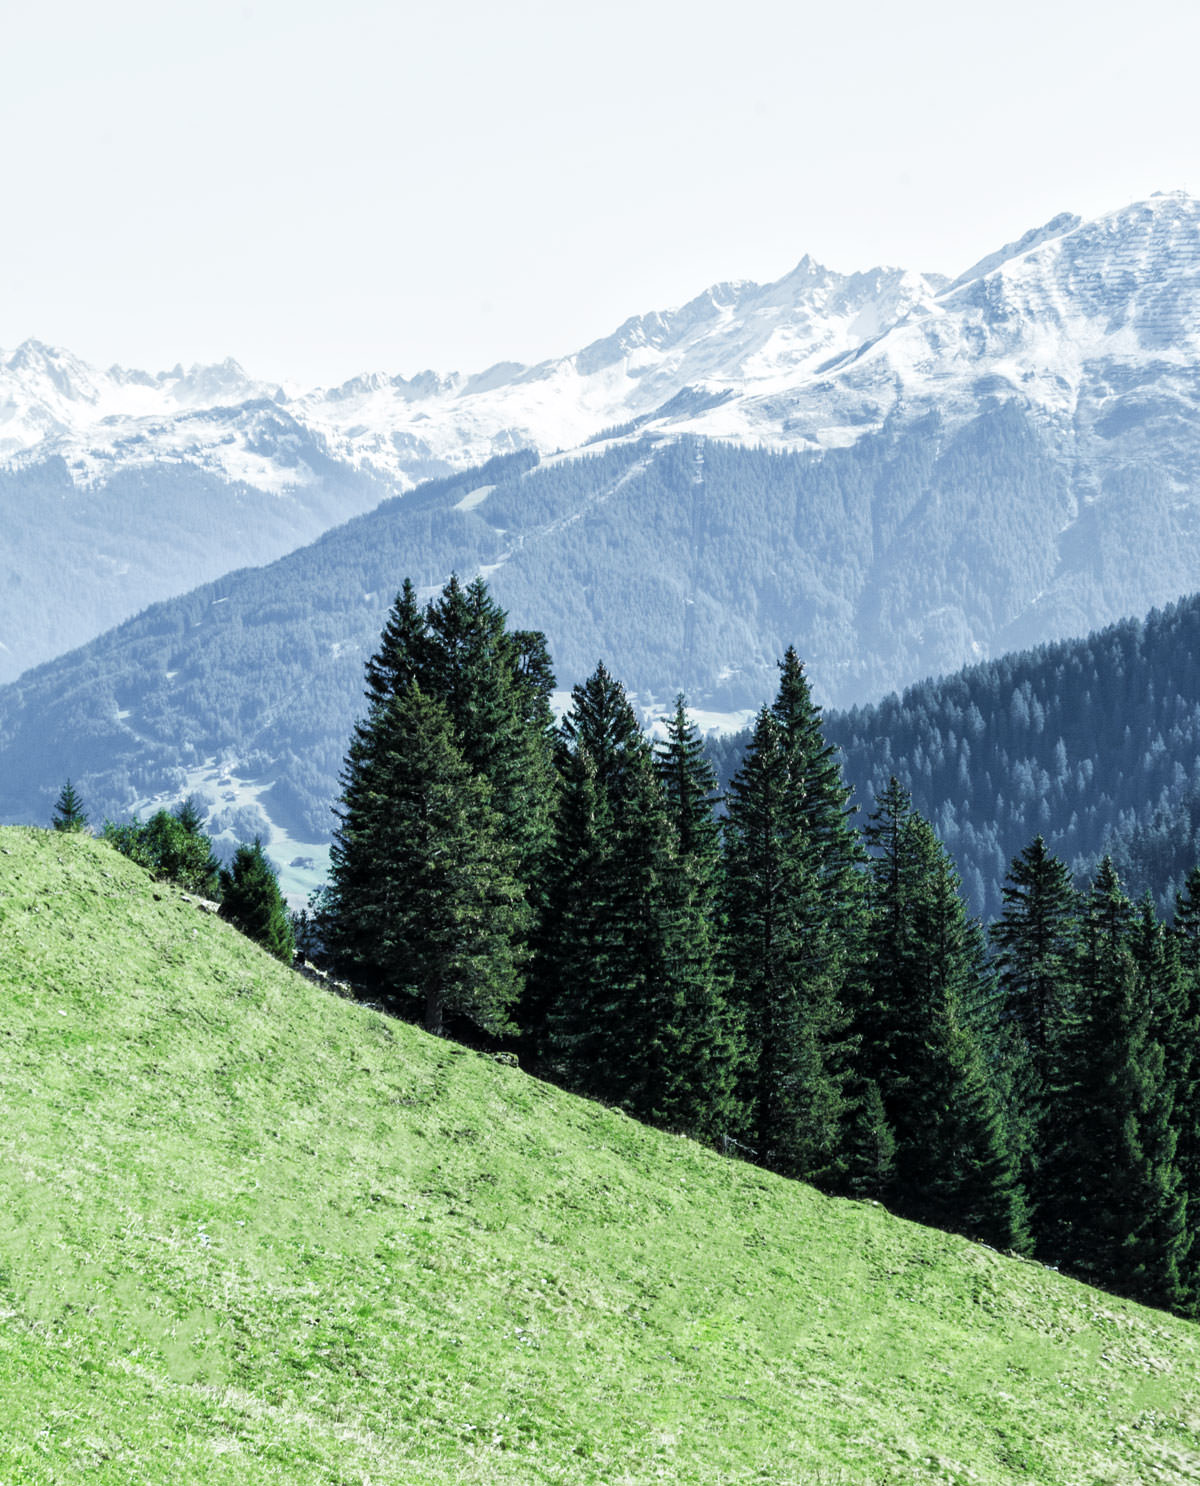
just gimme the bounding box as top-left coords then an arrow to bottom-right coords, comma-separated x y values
2,824 -> 1198,1484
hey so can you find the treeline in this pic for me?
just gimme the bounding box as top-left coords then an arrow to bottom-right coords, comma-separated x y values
51,783 -> 294,965
318,576 -> 1200,1319
707,592 -> 1200,921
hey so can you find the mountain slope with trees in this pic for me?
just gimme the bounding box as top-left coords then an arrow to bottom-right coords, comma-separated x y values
7,412 -> 1200,855
703,592 -> 1200,920
312,581 -> 1196,1315
6,194 -> 1200,688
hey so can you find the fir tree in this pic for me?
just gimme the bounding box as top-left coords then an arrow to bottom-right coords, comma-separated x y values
219,839 -> 295,964
1127,899 -> 1192,1310
1041,860 -> 1188,1305
722,706 -> 850,1184
656,694 -> 722,865
990,836 -> 1081,1222
173,795 -> 207,837
654,695 -> 743,1140
362,577 -> 427,708
1169,867 -> 1200,1314
332,685 -> 528,1037
770,647 -> 864,927
843,1078 -> 896,1199
326,575 -> 555,991
862,780 -> 1027,1250
536,666 -> 738,1137
420,575 -> 556,883
51,780 -> 88,833
992,836 -> 1080,1053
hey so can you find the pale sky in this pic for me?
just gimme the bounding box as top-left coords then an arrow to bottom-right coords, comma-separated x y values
4,0 -> 1199,387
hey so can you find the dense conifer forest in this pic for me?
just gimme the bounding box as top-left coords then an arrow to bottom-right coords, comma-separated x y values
318,577 -> 1200,1320
705,595 -> 1200,920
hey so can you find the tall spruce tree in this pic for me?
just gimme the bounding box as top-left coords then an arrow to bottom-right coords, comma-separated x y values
1040,859 -> 1188,1305
770,647 -> 864,933
656,695 -> 722,865
361,577 -> 426,707
722,704 -> 851,1184
419,575 -> 556,882
332,684 -> 528,1036
992,837 -> 1080,1054
219,839 -> 295,964
861,780 -> 1027,1250
653,695 -> 743,1141
1169,867 -> 1200,1314
991,836 -> 1081,1222
535,666 -> 738,1137
325,574 -> 555,990
1128,898 -> 1192,1311
51,780 -> 88,834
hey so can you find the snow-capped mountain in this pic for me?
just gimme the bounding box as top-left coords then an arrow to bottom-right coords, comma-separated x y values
8,191 -> 1200,866
4,190 -> 1200,691
7,192 -> 1199,488
0,262 -> 948,488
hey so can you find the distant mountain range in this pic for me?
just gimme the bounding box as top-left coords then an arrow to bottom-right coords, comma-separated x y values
4,190 -> 1200,687
5,191 -> 1200,886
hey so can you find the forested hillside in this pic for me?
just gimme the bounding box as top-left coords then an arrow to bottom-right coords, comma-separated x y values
707,595 -> 1200,919
7,397 -> 1200,843
312,578 -> 1200,1319
0,433 -> 389,684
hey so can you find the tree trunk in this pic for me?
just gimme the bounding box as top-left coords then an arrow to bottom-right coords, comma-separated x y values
425,981 -> 444,1037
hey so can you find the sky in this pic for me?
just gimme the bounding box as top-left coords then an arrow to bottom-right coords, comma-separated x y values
4,0 -> 1200,387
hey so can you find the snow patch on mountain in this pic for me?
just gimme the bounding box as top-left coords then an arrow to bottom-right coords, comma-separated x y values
4,192 -> 1200,497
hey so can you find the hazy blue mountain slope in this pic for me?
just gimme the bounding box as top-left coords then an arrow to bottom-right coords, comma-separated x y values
0,430 -> 390,684
4,402 -> 1200,859
708,595 -> 1200,921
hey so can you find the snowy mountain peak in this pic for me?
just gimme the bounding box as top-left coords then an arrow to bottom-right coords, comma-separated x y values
3,339 -> 105,405
3,193 -> 1200,488
950,212 -> 1083,289
168,357 -> 276,408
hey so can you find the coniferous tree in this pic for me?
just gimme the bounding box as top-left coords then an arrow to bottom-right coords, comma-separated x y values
656,694 -> 722,865
325,575 -> 555,989
333,684 -> 528,1036
991,836 -> 1081,1222
653,695 -> 743,1141
219,839 -> 295,963
771,650 -> 870,1189
770,647 -> 865,933
536,666 -> 737,1136
861,780 -> 1027,1250
51,780 -> 88,833
843,1078 -> 896,1199
722,706 -> 850,1184
1127,898 -> 1192,1311
855,777 -> 914,1105
174,795 -> 207,838
992,837 -> 1080,1053
1041,860 -> 1188,1304
1169,867 -> 1200,1313
420,575 -> 556,883
362,577 -> 426,708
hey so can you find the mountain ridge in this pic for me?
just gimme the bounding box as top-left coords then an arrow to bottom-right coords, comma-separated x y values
8,192 -> 1197,491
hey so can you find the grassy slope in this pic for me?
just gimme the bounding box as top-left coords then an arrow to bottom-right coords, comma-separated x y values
1,827 -> 1198,1486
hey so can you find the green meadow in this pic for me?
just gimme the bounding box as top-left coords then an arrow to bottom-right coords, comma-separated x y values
1,825 -> 1198,1484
